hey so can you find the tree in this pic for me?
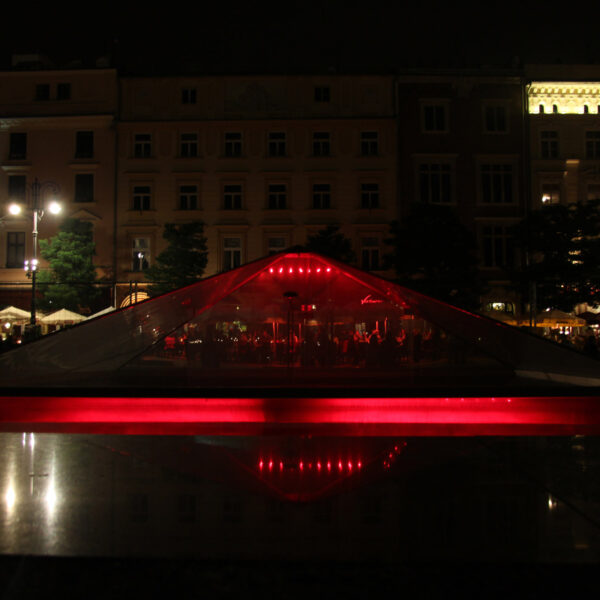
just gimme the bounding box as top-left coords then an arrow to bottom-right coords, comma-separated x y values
145,221 -> 208,295
384,204 -> 485,310
304,225 -> 356,264
511,200 -> 600,312
38,218 -> 99,312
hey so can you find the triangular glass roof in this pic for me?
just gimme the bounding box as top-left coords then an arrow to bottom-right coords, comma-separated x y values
1,251 -> 600,393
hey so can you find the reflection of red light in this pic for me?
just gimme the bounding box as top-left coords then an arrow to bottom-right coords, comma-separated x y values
327,461 -> 331,471
268,460 -> 273,470
338,460 -> 343,471
299,461 -> 304,471
317,461 -> 322,471
348,461 -> 352,470
259,460 -> 264,470
279,461 -> 283,471
358,461 -> 362,469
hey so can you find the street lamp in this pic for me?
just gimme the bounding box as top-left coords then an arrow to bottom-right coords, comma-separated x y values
8,178 -> 61,336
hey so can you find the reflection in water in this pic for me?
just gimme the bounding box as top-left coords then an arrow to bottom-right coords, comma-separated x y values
0,433 -> 600,561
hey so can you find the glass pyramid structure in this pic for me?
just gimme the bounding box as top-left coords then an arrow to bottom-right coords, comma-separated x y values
1,251 -> 599,392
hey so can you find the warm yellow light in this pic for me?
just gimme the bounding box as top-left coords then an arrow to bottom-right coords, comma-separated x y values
47,201 -> 61,215
528,82 -> 600,114
8,203 -> 22,216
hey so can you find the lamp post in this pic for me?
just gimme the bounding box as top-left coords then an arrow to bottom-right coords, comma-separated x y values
8,178 -> 61,336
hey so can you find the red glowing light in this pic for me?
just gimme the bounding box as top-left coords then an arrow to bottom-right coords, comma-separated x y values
326,267 -> 331,272
316,268 -> 321,273
327,461 -> 332,471
348,461 -> 353,470
357,461 -> 362,469
317,461 -> 322,471
299,268 -> 304,273
269,268 -> 274,273
2,395 -> 600,437
268,460 -> 273,470
259,460 -> 264,470
279,461 -> 283,471
299,461 -> 304,471
338,460 -> 343,471
278,267 -> 283,273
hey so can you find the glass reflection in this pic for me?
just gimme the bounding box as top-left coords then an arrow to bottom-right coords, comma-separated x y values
0,432 -> 598,561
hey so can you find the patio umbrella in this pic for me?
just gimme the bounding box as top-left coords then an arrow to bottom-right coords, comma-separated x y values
0,306 -> 31,323
535,309 -> 586,328
40,309 -> 86,325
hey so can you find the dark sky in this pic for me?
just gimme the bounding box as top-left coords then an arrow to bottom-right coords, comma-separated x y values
2,3 -> 598,73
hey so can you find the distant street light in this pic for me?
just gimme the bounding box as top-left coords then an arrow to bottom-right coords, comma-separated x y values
7,178 -> 62,336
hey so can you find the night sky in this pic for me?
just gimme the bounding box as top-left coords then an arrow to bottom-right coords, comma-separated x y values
1,3 -> 598,73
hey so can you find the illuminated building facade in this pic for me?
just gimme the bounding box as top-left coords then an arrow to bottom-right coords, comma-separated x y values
116,75 -> 397,305
0,63 -> 118,310
526,65 -> 600,211
3,61 -> 600,314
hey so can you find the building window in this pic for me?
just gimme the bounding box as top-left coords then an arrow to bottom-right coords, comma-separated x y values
482,225 -> 514,269
540,131 -> 558,159
9,133 -> 27,160
422,104 -> 447,132
585,131 -> 600,159
74,174 -> 94,203
267,236 -> 287,255
314,86 -> 330,102
312,183 -> 331,209
223,184 -> 243,210
419,164 -> 452,204
133,134 -> 152,158
267,184 -> 287,209
75,131 -> 94,159
224,132 -> 242,157
481,164 -> 514,204
541,182 -> 560,205
483,105 -> 508,133
35,84 -> 50,101
360,131 -> 378,156
57,83 -> 71,100
361,237 -> 380,271
132,238 -> 150,271
222,237 -> 242,271
268,132 -> 286,157
181,88 -> 197,104
360,183 -> 380,209
6,232 -> 25,269
179,184 -> 198,210
132,186 -> 151,211
180,133 -> 198,158
312,132 -> 330,156
8,175 -> 26,203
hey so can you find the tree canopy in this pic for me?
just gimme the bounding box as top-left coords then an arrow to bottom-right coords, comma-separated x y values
384,204 -> 485,310
304,225 -> 356,264
38,218 -> 99,313
511,200 -> 600,312
145,221 -> 208,296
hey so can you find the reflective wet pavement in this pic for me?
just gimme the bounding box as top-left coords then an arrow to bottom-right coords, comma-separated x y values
2,432 -> 600,563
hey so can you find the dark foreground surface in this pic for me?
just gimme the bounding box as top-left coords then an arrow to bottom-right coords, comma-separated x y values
0,557 -> 597,598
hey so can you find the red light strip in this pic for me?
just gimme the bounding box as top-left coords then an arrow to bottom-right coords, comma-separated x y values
1,395 -> 600,436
